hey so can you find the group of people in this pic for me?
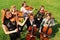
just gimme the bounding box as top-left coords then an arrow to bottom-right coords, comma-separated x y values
2,1 -> 55,40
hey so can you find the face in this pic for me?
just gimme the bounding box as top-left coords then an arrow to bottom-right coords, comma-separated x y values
40,7 -> 44,11
24,3 -> 26,7
30,16 -> 34,20
47,16 -> 51,20
12,7 -> 16,11
5,11 -> 12,19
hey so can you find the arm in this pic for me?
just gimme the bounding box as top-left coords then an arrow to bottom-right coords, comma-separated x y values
27,8 -> 35,13
17,17 -> 28,26
39,19 -> 45,33
20,7 -> 27,13
49,19 -> 55,26
2,24 -> 18,34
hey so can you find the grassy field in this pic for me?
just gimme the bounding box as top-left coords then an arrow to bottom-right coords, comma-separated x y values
0,0 -> 60,40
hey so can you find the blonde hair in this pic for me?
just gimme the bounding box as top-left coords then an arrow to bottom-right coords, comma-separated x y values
10,5 -> 16,12
1,9 -> 5,23
1,8 -> 10,23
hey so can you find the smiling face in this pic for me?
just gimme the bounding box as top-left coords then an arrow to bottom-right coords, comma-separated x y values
29,14 -> 34,21
46,13 -> 51,20
30,16 -> 34,20
5,11 -> 12,19
40,7 -> 44,11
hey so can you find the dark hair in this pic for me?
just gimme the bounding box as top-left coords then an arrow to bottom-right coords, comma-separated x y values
45,12 -> 52,18
30,14 -> 34,16
4,9 -> 12,19
40,5 -> 44,8
48,12 -> 52,17
29,13 -> 34,18
5,9 -> 10,16
22,1 -> 26,6
39,5 -> 44,11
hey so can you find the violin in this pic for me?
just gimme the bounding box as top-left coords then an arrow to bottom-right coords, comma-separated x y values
40,33 -> 49,40
26,25 -> 37,40
25,5 -> 34,11
25,5 -> 33,10
39,24 -> 52,40
42,25 -> 52,36
17,11 -> 24,23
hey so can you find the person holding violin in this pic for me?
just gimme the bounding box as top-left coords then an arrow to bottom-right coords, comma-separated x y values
26,14 -> 38,40
39,13 -> 55,40
20,1 -> 35,17
17,11 -> 28,33
2,9 -> 20,40
35,5 -> 45,28
20,1 -> 27,13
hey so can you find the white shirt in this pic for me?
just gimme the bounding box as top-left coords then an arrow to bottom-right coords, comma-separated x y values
20,7 -> 27,13
30,20 -> 34,25
20,7 -> 33,13
41,18 -> 55,26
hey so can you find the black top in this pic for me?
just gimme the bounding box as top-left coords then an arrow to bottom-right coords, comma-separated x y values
3,17 -> 20,39
25,18 -> 39,28
35,11 -> 44,27
35,11 -> 44,19
3,18 -> 17,31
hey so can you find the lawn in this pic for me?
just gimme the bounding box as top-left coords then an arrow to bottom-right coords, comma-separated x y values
0,0 -> 60,40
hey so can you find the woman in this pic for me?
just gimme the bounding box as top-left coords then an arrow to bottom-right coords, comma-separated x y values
39,13 -> 55,40
2,9 -> 20,40
35,5 -> 46,28
39,13 -> 55,33
17,11 -> 28,33
25,14 -> 38,29
20,1 -> 34,17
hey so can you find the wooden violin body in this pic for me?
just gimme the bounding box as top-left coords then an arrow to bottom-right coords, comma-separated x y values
26,33 -> 36,40
40,25 -> 52,40
25,6 -> 34,11
40,33 -> 49,40
42,26 -> 52,35
28,26 -> 37,34
17,11 -> 24,22
26,26 -> 37,40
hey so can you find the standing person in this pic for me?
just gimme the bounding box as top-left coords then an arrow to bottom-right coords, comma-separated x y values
2,9 -> 20,40
35,5 -> 45,28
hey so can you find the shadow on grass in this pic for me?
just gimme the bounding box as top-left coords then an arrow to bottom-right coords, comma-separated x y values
21,37 -> 25,40
36,20 -> 60,39
51,23 -> 60,38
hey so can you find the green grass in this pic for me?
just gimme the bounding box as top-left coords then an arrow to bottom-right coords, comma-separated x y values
0,0 -> 60,40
